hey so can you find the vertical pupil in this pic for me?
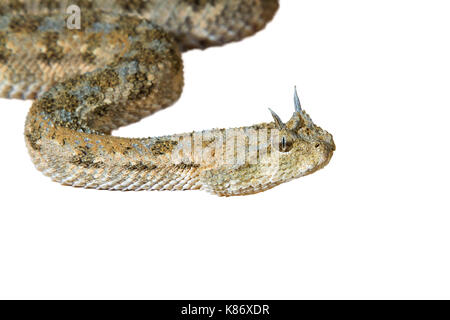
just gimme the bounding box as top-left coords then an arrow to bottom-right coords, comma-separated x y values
282,137 -> 286,150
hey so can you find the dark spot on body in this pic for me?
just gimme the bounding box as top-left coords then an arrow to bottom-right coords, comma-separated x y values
149,140 -> 177,155
35,95 -> 56,114
25,133 -> 41,151
126,71 -> 153,101
89,69 -> 120,89
175,163 -> 200,169
9,15 -> 42,32
122,146 -> 133,156
70,145 -> 102,168
81,51 -> 96,64
0,33 -> 12,63
0,1 -> 25,15
37,32 -> 64,64
116,0 -> 148,12
185,0 -> 217,11
123,162 -> 157,171
54,91 -> 79,113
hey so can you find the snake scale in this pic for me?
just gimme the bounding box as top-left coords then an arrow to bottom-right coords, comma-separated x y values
0,0 -> 335,196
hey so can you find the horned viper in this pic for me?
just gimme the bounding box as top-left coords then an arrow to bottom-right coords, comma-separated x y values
0,0 -> 335,196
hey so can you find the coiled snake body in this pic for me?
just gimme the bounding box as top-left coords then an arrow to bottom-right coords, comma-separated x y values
0,0 -> 335,196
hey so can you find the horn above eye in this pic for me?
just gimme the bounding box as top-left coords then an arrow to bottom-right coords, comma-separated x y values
268,108 -> 285,129
294,86 -> 302,113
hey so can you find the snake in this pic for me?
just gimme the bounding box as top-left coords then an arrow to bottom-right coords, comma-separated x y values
0,0 -> 335,196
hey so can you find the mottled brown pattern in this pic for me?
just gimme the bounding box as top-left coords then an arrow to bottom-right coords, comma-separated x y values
0,34 -> 12,63
1,0 -> 335,196
36,32 -> 64,63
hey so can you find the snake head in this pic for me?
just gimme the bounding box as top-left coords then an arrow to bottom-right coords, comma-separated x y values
268,87 -> 335,182
199,87 -> 335,196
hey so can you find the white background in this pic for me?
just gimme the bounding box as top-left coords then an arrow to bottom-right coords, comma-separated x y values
0,0 -> 449,299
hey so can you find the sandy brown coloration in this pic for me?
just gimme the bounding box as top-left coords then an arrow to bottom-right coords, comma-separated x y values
1,0 -> 335,196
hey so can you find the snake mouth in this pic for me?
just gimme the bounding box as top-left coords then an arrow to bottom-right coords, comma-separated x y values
327,137 -> 336,152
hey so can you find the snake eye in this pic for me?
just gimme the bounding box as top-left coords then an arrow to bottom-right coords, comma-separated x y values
279,136 -> 293,152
